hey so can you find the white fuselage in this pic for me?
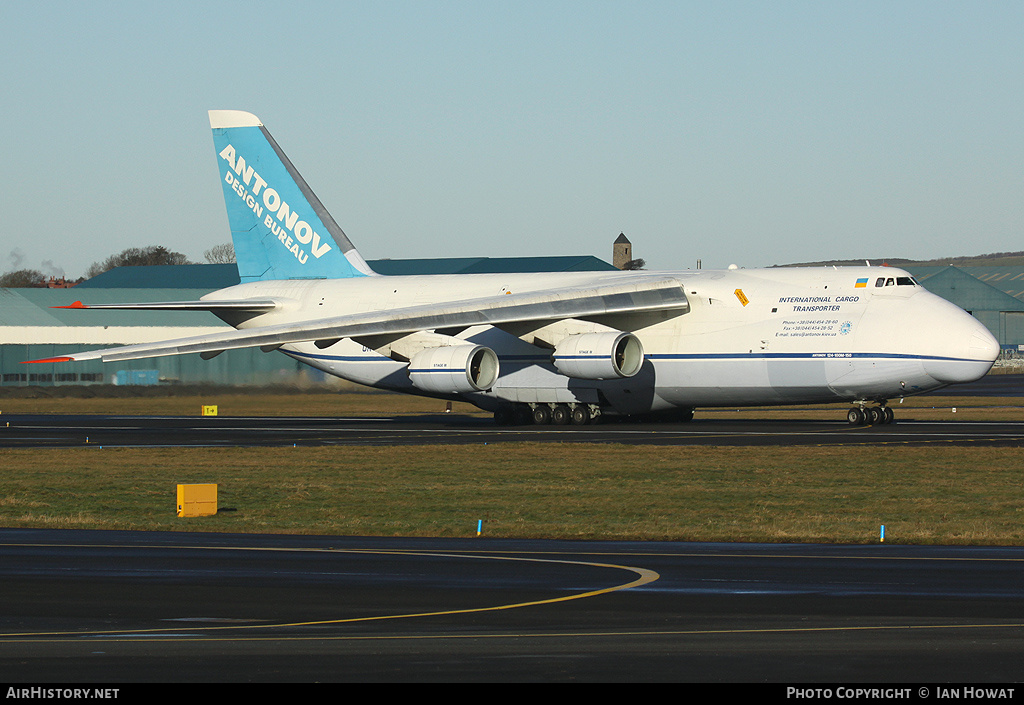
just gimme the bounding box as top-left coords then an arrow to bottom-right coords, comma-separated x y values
205,266 -> 999,415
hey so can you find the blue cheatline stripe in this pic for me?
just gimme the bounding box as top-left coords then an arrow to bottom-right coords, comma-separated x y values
409,369 -> 467,374
286,349 -> 988,365
646,352 -> 988,363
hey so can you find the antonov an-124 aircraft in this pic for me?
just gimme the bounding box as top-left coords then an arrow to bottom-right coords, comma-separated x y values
30,110 -> 1000,426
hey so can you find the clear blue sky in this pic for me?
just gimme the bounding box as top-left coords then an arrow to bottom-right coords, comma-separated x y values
4,1 -> 1022,278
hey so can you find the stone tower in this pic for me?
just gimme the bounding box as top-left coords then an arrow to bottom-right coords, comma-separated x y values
613,233 -> 632,269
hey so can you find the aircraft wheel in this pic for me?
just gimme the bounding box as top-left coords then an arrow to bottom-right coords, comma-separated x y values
513,404 -> 534,426
531,405 -> 552,425
865,407 -> 882,425
551,404 -> 571,425
847,408 -> 865,425
570,405 -> 591,425
883,407 -> 895,424
676,407 -> 695,423
493,407 -> 515,426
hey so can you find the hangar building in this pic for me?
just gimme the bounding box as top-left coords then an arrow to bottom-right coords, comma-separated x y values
0,257 -> 617,387
4,257 -> 1023,388
906,266 -> 1024,356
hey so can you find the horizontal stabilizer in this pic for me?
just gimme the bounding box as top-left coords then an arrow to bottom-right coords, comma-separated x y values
51,299 -> 279,312
25,277 -> 688,364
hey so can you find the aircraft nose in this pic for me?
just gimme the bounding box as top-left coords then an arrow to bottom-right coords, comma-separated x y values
969,325 -> 1000,363
923,309 -> 999,384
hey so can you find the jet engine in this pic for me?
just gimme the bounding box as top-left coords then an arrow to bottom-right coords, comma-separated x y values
408,345 -> 500,394
552,332 -> 644,380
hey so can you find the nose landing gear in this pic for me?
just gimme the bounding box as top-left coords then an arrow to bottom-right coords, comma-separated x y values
847,404 -> 894,426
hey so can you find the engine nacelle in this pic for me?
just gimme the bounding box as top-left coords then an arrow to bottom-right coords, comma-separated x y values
408,345 -> 500,393
552,332 -> 644,380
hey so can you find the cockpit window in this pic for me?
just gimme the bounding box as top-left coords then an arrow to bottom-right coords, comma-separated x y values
876,275 -> 918,288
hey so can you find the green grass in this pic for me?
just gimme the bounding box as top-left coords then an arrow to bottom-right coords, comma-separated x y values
0,389 -> 1022,422
1,388 -> 1021,544
0,389 -> 480,418
2,444 -> 1023,545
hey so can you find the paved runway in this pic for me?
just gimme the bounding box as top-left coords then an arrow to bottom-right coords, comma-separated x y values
1,529 -> 1022,683
922,372 -> 1024,396
2,379 -> 1021,683
3,412 -> 1024,448
2,374 -> 1021,449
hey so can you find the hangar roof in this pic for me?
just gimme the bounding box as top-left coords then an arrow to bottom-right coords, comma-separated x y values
0,288 -> 224,328
2,256 -> 619,331
20,262 -> 1024,332
76,264 -> 238,290
370,256 -> 618,275
906,266 -> 1024,303
76,256 -> 617,289
944,267 -> 1024,302
909,266 -> 1024,312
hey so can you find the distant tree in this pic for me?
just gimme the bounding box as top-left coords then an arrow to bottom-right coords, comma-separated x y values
204,243 -> 236,264
621,258 -> 646,271
0,268 -> 46,287
85,246 -> 192,279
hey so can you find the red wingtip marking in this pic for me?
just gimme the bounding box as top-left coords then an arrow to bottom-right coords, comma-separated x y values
52,301 -> 87,309
21,357 -> 75,364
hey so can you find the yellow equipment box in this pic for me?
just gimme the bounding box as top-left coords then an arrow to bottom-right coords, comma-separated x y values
177,483 -> 218,517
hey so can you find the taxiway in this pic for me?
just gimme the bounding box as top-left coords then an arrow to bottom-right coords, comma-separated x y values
1,529 -> 1023,682
1,413 -> 1023,448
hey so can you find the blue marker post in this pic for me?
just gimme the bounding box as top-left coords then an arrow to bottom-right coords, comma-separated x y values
880,525 -> 885,543
477,519 -> 483,537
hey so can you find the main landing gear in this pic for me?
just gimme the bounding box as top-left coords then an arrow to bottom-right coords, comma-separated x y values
847,404 -> 895,426
494,403 -> 601,426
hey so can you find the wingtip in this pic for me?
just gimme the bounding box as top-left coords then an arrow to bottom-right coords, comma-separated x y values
22,356 -> 75,364
51,301 -> 87,309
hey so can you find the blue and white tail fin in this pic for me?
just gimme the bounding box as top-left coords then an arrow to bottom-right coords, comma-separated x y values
209,110 -> 376,282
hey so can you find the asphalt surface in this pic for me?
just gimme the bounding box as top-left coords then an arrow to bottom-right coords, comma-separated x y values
1,529 -> 1023,683
4,375 -> 1022,449
2,376 -> 1022,684
921,372 -> 1024,396
4,412 -> 1024,448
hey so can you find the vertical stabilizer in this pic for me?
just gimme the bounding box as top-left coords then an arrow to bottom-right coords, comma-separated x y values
209,110 -> 376,282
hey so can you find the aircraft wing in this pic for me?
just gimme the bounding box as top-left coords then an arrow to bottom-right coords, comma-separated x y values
26,277 -> 688,364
